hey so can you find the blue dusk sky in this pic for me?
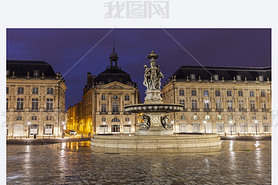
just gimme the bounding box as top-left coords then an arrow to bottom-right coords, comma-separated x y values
7,28 -> 271,108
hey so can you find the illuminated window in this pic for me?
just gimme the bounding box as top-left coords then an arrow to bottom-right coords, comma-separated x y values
179,89 -> 184,96
250,91 -> 255,97
32,87 -> 39,94
47,88 -> 53,94
191,90 -> 197,96
215,90 -> 220,97
18,87 -> 24,94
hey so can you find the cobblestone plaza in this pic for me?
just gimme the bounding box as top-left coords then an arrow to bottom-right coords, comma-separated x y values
7,140 -> 270,184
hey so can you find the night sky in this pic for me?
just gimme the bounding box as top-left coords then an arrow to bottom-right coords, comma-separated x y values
7,29 -> 271,109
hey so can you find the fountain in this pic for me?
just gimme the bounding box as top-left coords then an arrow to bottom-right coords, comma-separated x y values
91,51 -> 221,153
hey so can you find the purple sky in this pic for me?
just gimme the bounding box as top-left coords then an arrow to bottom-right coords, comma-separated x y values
7,28 -> 271,108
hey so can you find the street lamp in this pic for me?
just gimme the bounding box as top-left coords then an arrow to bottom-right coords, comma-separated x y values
103,122 -> 106,134
229,120 -> 233,135
62,121 -> 66,138
203,121 -> 207,134
254,120 -> 258,135
128,121 -> 132,135
27,122 -> 31,138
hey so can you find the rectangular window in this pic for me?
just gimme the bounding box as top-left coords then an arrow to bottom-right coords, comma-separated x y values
261,91 -> 266,97
6,87 -> 9,94
239,100 -> 244,111
179,89 -> 184,96
179,99 -> 185,106
101,117 -> 106,122
191,90 -> 196,96
47,88 -> 53,94
112,102 -> 119,113
32,98 -> 39,110
204,100 -> 209,110
101,95 -> 106,100
125,118 -> 130,122
6,98 -> 8,110
263,124 -> 269,132
227,90 -> 232,96
46,98 -> 53,111
250,100 -> 255,111
44,124 -> 53,135
101,104 -> 106,112
17,98 -> 24,110
111,125 -> 120,132
215,90 -> 220,97
250,91 -> 255,97
125,95 -> 130,101
181,115 -> 186,120
238,90 -> 243,97
18,87 -> 24,94
216,123 -> 225,133
192,100 -> 197,110
227,100 -> 233,110
32,87 -> 39,94
262,101 -> 267,111
31,116 -> 37,120
203,90 -> 209,96
216,100 -> 221,111
240,123 -> 248,133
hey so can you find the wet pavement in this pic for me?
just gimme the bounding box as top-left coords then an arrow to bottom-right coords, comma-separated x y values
7,140 -> 271,185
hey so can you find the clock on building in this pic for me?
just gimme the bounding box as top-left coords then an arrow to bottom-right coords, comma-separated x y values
113,95 -> 117,100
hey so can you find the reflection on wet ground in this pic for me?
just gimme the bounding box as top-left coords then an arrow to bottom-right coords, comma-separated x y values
7,140 -> 271,184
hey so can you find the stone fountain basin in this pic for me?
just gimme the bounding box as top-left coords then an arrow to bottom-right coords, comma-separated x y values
90,134 -> 221,153
124,103 -> 184,113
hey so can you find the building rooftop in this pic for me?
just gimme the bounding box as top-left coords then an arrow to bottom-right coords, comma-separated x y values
172,65 -> 271,81
7,60 -> 57,78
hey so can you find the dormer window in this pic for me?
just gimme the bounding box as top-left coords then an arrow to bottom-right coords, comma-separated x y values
259,75 -> 264,82
214,74 -> 219,81
33,70 -> 39,77
190,74 -> 196,80
236,75 -> 241,81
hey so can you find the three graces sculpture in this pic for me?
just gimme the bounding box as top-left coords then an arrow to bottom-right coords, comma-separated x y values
143,51 -> 164,91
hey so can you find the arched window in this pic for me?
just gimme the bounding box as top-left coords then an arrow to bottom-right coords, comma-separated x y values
111,118 -> 120,122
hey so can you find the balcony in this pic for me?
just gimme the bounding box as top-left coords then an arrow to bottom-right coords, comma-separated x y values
191,108 -> 199,112
239,108 -> 246,112
250,109 -> 258,112
215,108 -> 223,112
112,112 -> 120,115
261,108 -> 269,112
100,112 -> 108,115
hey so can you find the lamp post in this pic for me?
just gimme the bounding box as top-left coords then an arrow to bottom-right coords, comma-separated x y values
203,121 -> 207,134
103,122 -> 106,134
254,120 -> 258,135
229,120 -> 233,135
62,121 -> 66,138
27,122 -> 31,138
128,121 -> 132,135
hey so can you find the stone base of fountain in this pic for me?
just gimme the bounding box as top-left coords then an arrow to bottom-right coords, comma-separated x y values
90,134 -> 221,153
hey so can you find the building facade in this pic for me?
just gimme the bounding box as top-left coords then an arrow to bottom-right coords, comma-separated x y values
6,60 -> 66,138
67,48 -> 140,135
162,66 -> 271,135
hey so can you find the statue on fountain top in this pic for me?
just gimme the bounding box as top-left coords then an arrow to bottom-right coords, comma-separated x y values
143,51 -> 164,91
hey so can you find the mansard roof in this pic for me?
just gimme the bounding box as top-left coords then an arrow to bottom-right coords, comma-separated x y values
173,65 -> 271,81
7,60 -> 57,78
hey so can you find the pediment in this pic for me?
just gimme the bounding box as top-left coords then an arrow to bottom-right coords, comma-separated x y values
99,81 -> 134,90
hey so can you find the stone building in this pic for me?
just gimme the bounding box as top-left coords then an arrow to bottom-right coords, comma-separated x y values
67,48 -> 140,135
162,66 -> 271,135
6,60 -> 66,138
